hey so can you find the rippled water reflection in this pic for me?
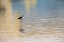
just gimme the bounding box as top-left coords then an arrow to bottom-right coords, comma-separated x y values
0,18 -> 64,42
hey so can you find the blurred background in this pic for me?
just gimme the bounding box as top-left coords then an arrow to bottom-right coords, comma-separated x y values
0,0 -> 64,42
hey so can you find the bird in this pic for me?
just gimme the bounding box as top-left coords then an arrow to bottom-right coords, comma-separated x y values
18,15 -> 25,33
18,15 -> 24,19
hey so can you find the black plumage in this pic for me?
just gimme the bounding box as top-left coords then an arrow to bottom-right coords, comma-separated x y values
18,15 -> 24,19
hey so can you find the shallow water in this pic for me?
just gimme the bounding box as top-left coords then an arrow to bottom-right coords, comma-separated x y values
1,18 -> 64,42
